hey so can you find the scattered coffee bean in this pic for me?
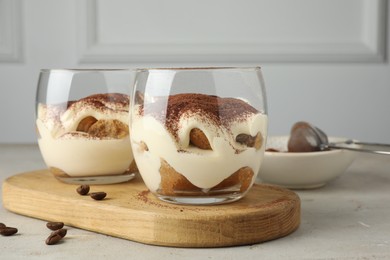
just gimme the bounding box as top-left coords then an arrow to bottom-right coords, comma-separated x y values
46,222 -> 64,231
236,133 -> 256,147
45,233 -> 63,245
90,192 -> 107,200
52,228 -> 67,238
76,185 -> 90,195
0,227 -> 18,236
0,223 -> 6,229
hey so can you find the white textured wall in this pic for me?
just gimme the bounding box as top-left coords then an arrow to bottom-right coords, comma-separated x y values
0,0 -> 389,143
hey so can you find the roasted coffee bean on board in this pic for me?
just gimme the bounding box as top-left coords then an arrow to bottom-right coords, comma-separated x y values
76,185 -> 90,195
46,222 -> 64,231
90,192 -> 107,200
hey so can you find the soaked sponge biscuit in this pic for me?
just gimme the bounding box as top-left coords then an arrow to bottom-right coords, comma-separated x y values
189,129 -> 264,151
76,116 -> 98,132
158,159 -> 254,196
211,167 -> 254,193
189,128 -> 212,150
87,119 -> 129,139
159,159 -> 201,196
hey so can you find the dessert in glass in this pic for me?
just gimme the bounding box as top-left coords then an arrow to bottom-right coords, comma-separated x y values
35,69 -> 136,184
130,67 -> 268,205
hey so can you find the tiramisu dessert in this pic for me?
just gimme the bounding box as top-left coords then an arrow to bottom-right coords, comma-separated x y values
131,93 -> 268,197
36,93 -> 136,183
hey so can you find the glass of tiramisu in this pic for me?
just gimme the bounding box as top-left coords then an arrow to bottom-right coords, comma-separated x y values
130,67 -> 268,205
35,69 -> 137,184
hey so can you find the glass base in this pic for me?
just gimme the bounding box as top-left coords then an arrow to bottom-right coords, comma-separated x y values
54,173 -> 136,185
155,193 -> 244,205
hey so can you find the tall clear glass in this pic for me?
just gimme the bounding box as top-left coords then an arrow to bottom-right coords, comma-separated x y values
36,69 -> 136,184
130,67 -> 268,205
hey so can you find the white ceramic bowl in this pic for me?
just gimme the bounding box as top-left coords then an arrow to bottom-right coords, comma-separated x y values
258,136 -> 357,189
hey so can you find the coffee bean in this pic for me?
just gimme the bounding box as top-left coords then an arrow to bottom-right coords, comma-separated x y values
52,228 -> 67,238
0,223 -> 6,229
46,222 -> 64,231
45,233 -> 63,245
76,185 -> 90,195
0,227 -> 18,236
90,192 -> 107,200
236,134 -> 256,147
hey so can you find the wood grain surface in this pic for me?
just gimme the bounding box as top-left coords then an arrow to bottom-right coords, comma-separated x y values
2,170 -> 300,247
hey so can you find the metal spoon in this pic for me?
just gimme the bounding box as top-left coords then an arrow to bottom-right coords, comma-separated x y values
295,121 -> 390,155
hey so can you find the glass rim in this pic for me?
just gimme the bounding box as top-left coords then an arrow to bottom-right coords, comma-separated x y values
135,66 -> 261,72
40,68 -> 131,73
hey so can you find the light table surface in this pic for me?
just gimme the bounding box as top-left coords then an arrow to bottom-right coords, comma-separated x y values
1,144 -> 389,259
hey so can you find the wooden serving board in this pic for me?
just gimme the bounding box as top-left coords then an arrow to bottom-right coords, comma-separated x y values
2,170 -> 300,247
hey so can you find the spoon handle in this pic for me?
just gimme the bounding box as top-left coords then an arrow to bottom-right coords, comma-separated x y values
326,140 -> 390,155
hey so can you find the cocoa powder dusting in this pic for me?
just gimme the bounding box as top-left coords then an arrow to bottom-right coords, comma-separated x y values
136,190 -> 170,209
70,93 -> 128,106
138,93 -> 259,141
67,93 -> 129,111
40,93 -> 129,125
137,190 -> 150,203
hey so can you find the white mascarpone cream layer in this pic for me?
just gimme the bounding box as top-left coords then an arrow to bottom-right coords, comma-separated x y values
37,103 -> 129,139
131,106 -> 268,191
36,101 -> 132,177
60,103 -> 129,134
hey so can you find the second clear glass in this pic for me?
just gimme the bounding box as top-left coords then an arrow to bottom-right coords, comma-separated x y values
36,69 -> 136,184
